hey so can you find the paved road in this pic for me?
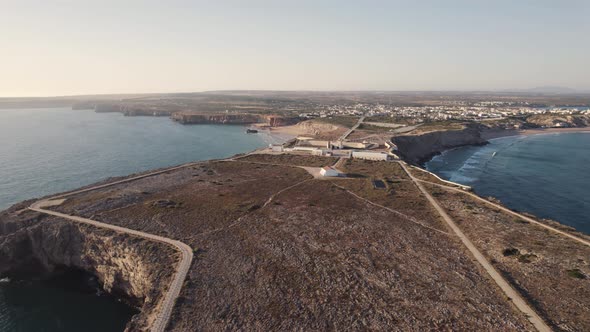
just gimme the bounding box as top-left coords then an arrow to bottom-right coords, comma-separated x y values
398,162 -> 552,332
338,116 -> 365,141
28,163 -> 196,332
332,157 -> 347,170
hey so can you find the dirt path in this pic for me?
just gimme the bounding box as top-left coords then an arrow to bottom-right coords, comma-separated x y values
398,162 -> 552,332
339,116 -> 365,141
418,180 -> 590,247
331,183 -> 451,236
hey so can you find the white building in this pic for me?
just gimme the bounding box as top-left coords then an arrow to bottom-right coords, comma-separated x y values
270,144 -> 284,152
311,149 -> 333,156
319,166 -> 342,177
352,151 -> 390,161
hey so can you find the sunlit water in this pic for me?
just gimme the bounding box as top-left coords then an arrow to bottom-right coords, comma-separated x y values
0,107 -> 277,331
426,133 -> 590,234
0,108 -> 280,210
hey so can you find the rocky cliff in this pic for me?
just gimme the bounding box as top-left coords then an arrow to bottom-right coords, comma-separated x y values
94,103 -> 176,117
0,205 -> 178,331
171,112 -> 263,124
391,125 -> 487,165
266,115 -> 300,127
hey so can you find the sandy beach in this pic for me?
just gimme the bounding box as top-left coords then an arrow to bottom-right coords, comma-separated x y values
268,120 -> 348,140
268,124 -> 307,137
482,126 -> 590,140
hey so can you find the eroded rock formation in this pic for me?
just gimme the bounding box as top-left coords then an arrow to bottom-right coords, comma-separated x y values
392,124 -> 487,165
0,205 -> 177,331
170,112 -> 262,124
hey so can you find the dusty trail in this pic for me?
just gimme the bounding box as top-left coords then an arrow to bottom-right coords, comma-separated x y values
418,179 -> 590,247
398,162 -> 552,332
28,162 -> 198,332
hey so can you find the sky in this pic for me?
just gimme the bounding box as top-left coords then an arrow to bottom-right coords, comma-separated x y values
1,0 -> 589,97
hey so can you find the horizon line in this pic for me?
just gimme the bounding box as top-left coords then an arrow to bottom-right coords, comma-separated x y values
2,88 -> 590,99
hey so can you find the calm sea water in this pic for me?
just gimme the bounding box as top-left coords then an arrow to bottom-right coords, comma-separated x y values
0,271 -> 136,332
0,107 -> 275,331
426,133 -> 590,234
0,108 -> 279,210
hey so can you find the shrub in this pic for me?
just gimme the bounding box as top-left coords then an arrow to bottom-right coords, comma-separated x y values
517,253 -> 537,263
567,269 -> 586,279
513,218 -> 529,224
502,248 -> 519,257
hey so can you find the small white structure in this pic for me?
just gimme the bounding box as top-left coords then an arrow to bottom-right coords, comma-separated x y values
270,144 -> 284,152
319,166 -> 342,177
312,149 -> 333,156
292,146 -> 318,152
352,151 -> 390,161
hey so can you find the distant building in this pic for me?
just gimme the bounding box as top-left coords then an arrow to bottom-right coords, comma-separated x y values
311,149 -> 333,156
269,144 -> 284,152
319,166 -> 343,177
352,151 -> 390,161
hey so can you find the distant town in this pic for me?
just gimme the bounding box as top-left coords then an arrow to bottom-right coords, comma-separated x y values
304,102 -> 590,123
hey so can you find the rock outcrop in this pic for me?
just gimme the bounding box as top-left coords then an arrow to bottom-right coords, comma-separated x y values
266,115 -> 300,127
0,207 -> 177,331
392,124 -> 487,165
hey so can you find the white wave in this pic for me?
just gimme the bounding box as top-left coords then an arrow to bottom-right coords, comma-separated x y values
449,173 -> 476,184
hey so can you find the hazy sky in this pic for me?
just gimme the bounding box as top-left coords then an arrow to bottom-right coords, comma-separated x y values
1,0 -> 589,97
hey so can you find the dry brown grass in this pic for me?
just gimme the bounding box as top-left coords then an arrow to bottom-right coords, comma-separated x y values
34,155 -> 536,330
238,154 -> 339,167
423,183 -> 590,331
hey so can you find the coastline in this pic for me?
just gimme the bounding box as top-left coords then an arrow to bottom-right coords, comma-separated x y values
423,129 -> 590,235
419,126 -> 590,166
267,123 -> 306,137
260,126 -> 297,143
4,132 -> 590,330
481,126 -> 590,140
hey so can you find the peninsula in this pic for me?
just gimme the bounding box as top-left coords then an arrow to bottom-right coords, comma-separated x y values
1,91 -> 590,331
1,149 -> 589,331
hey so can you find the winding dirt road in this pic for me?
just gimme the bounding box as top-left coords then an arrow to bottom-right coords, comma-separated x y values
28,163 -> 196,332
399,161 -> 552,332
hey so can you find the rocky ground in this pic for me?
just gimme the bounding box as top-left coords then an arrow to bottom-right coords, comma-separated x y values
422,182 -> 590,332
0,155 -> 547,331
0,203 -> 178,331
3,154 -> 588,331
271,119 -> 349,140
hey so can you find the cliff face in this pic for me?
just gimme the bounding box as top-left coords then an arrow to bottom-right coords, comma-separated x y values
0,208 -> 177,331
392,125 -> 487,165
94,103 -> 123,113
171,112 -> 263,124
94,103 -> 176,116
267,115 -> 300,127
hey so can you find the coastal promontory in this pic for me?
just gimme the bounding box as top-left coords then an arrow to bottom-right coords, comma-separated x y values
1,153 -> 588,331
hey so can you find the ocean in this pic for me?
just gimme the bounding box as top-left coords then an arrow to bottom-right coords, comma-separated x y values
425,132 -> 590,234
0,107 -> 276,331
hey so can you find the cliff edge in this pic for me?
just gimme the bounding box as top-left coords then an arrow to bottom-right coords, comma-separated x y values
0,203 -> 178,331
391,124 -> 487,165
